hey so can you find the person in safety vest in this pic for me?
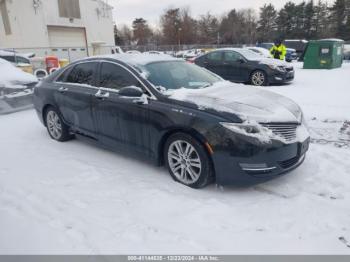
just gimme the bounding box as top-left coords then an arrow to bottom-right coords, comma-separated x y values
270,39 -> 287,60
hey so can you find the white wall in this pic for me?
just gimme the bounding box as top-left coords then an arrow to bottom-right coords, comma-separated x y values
0,0 -> 115,50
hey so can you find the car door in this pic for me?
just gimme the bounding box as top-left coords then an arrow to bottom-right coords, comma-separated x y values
92,61 -> 151,155
54,62 -> 98,136
223,51 -> 248,82
202,51 -> 226,78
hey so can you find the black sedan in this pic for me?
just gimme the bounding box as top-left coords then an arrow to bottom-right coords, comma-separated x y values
33,54 -> 310,188
194,48 -> 295,86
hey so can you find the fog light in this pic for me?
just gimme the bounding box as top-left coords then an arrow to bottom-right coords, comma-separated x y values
275,77 -> 283,81
239,163 -> 277,172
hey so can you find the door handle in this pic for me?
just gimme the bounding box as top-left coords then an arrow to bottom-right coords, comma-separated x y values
58,87 -> 68,93
95,90 -> 110,99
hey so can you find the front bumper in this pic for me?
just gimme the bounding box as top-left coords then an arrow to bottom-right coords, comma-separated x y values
269,70 -> 295,84
210,134 -> 310,186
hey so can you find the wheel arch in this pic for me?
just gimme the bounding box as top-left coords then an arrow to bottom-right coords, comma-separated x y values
157,127 -> 216,180
42,104 -> 55,127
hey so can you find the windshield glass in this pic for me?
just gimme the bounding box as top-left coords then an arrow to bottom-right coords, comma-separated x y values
140,61 -> 221,90
237,49 -> 263,60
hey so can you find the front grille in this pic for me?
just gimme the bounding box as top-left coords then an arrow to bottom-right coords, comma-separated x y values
279,156 -> 300,169
261,123 -> 298,142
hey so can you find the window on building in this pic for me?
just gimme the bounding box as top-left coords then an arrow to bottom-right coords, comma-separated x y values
0,0 -> 12,35
58,0 -> 81,19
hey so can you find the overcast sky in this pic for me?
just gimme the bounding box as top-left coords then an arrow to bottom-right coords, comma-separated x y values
108,0 -> 335,27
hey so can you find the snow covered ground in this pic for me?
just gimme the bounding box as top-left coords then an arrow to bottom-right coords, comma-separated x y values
0,63 -> 350,255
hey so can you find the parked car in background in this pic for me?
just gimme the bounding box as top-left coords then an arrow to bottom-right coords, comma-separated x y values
246,47 -> 272,58
343,44 -> 350,61
0,50 -> 33,65
33,54 -> 309,188
126,50 -> 141,54
143,51 -> 163,55
183,49 -> 204,59
286,48 -> 298,62
194,48 -> 294,86
111,46 -> 124,54
257,42 -> 274,51
0,58 -> 37,88
175,49 -> 204,59
0,49 -> 35,58
284,39 -> 308,57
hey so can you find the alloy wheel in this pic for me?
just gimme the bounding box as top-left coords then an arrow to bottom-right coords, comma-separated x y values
46,111 -> 62,140
252,71 -> 265,86
168,140 -> 202,185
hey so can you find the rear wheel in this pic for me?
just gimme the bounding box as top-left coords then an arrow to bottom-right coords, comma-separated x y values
250,70 -> 268,86
164,133 -> 214,189
45,107 -> 72,142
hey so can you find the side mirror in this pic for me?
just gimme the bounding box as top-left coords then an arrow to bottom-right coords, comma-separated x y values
238,58 -> 246,63
119,86 -> 143,97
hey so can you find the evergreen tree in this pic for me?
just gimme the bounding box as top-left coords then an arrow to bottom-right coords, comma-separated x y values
304,0 -> 316,38
257,4 -> 278,42
132,18 -> 152,45
277,2 -> 297,39
329,0 -> 350,40
313,0 -> 332,38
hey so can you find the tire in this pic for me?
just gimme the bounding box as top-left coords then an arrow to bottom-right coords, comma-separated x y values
45,106 -> 72,142
164,133 -> 214,189
250,70 -> 268,86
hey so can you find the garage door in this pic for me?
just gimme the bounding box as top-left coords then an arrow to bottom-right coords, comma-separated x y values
47,26 -> 88,61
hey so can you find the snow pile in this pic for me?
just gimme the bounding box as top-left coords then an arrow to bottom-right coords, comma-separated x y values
0,58 -> 37,88
267,62 -> 350,121
0,110 -> 350,254
0,59 -> 350,255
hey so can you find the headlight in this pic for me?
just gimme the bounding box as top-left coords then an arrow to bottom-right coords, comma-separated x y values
267,64 -> 286,72
220,122 -> 260,134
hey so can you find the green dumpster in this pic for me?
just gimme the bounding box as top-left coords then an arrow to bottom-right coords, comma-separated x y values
303,39 -> 344,69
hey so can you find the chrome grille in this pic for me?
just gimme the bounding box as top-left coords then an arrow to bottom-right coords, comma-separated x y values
261,123 -> 298,142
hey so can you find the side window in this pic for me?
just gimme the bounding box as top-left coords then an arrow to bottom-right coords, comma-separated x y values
1,56 -> 15,63
207,52 -> 223,62
16,56 -> 30,64
66,62 -> 97,86
99,63 -> 141,91
224,52 -> 241,62
56,68 -> 71,82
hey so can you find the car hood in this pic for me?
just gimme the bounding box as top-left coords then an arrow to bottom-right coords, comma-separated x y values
167,81 -> 302,123
252,58 -> 290,67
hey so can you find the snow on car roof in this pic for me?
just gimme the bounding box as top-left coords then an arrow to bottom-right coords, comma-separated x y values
94,53 -> 181,66
0,58 -> 37,87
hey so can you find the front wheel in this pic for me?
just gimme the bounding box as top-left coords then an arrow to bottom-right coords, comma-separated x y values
164,133 -> 214,189
250,70 -> 268,86
45,107 -> 72,142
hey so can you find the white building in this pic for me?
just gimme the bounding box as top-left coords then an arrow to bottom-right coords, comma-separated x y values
0,0 -> 115,60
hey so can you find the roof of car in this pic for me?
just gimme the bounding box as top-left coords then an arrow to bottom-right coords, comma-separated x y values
214,48 -> 244,52
85,53 -> 181,66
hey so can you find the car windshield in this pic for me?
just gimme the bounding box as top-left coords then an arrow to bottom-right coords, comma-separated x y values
237,49 -> 263,60
140,61 -> 221,90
